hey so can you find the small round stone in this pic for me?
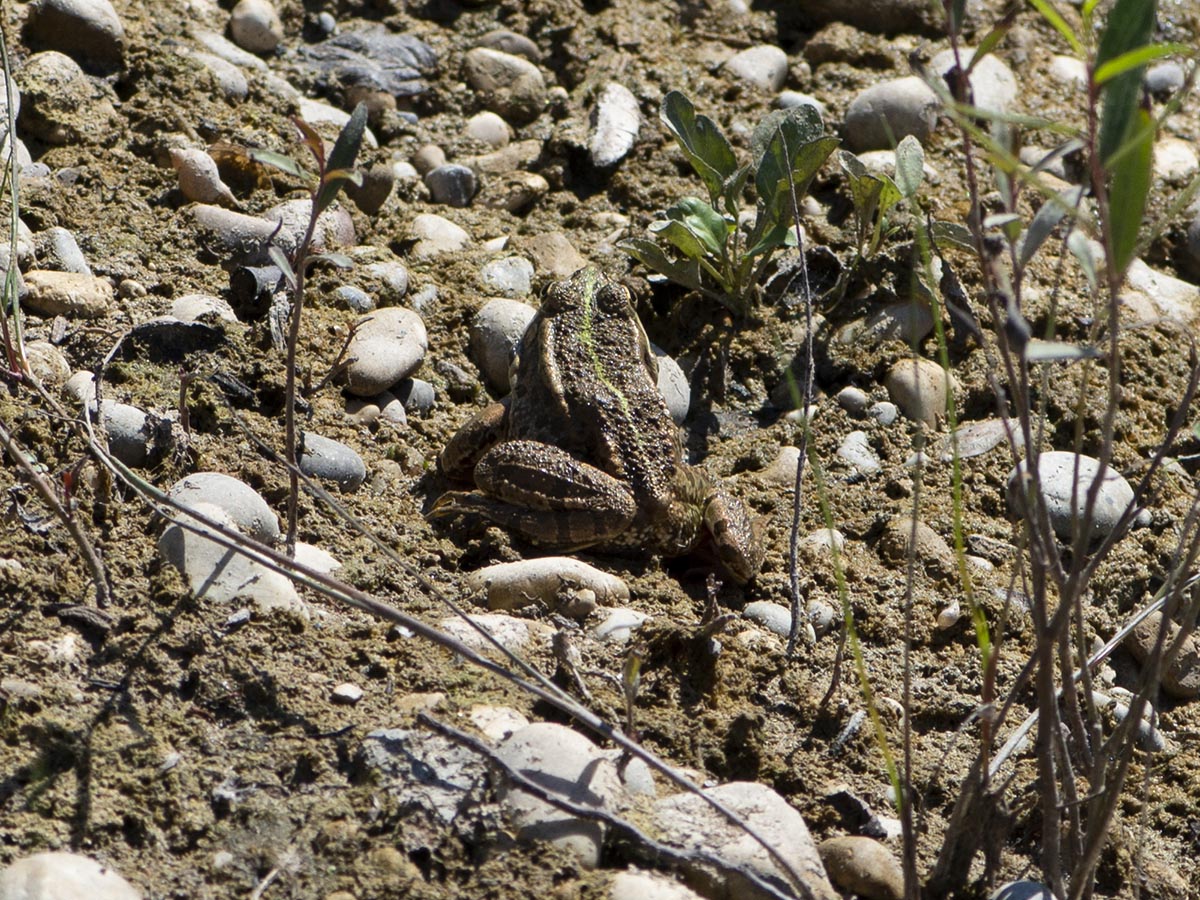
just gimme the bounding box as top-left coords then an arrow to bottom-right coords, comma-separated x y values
35,225 -> 91,274
480,256 -> 534,297
836,386 -> 870,414
777,90 -> 825,118
23,340 -> 70,387
170,147 -> 237,206
393,377 -> 435,414
475,29 -> 540,61
470,297 -> 536,393
463,47 -> 547,125
990,883 -> 1056,900
592,607 -> 650,643
653,347 -> 690,425
1145,61 -> 1185,99
929,49 -> 1017,116
18,50 -> 118,145
334,284 -> 374,313
362,261 -> 409,300
24,0 -> 126,70
609,871 -> 704,900
867,401 -> 898,426
837,303 -> 933,346
466,557 -> 629,616
589,82 -> 641,169
1006,451 -> 1137,542
331,682 -> 364,705
723,44 -> 789,92
229,0 -> 283,54
166,472 -> 280,543
412,144 -> 446,175
837,430 -> 881,475
466,111 -> 511,147
1049,55 -> 1088,90
844,76 -> 939,152
63,370 -> 97,404
407,213 -> 471,259
91,400 -> 154,468
883,358 -> 953,427
0,851 -> 142,900
743,600 -> 792,637
299,433 -> 366,491
342,307 -> 428,397
345,163 -> 394,216
345,390 -> 407,427
819,836 -> 904,900
425,164 -> 478,207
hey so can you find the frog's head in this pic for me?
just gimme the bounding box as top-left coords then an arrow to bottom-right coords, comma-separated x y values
543,266 -> 635,321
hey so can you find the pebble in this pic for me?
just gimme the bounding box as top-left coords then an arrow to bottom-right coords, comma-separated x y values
467,557 -> 629,617
744,600 -> 793,637
190,204 -> 277,262
331,682 -> 364,705
36,225 -> 91,274
480,171 -> 550,213
878,516 -> 955,578
843,77 -> 939,152
344,163 -> 394,216
470,297 -> 536,393
1006,451 -> 1137,542
470,704 -> 529,742
519,232 -> 588,279
1145,61 -> 1185,99
1049,55 -> 1088,91
929,49 -> 1017,116
297,97 -> 378,148
778,91 -> 826,119
1110,696 -> 1166,752
170,148 -> 237,206
362,261 -> 409,300
1125,610 -> 1200,699
654,347 -> 690,425
867,401 -> 898,426
438,612 -> 547,653
345,389 -> 407,427
589,82 -> 641,169
334,284 -> 374,313
762,445 -> 801,485
22,270 -> 112,318
166,471 -> 279,543
157,501 -> 306,614
476,29 -> 540,61
189,50 -> 249,102
24,0 -> 125,70
466,111 -> 511,147
808,600 -> 838,635
723,44 -> 789,92
90,400 -> 154,468
299,433 -> 366,491
592,607 -> 650,643
1125,258 -> 1200,323
23,340 -> 70,386
463,47 -> 547,125
836,302 -> 933,346
412,144 -> 446,175
17,51 -> 118,145
837,386 -> 870,414
803,528 -> 845,554
425,164 -> 477,207
341,307 -> 428,397
496,722 -> 627,867
837,430 -> 881,475
264,199 -> 356,253
192,29 -> 267,70
480,256 -> 534,297
990,882 -> 1056,900
63,370 -> 96,404
609,870 -> 704,900
651,781 -> 837,900
229,0 -> 283,54
394,377 -> 435,414
937,600 -> 962,630
941,418 -> 1022,461
883,358 -> 953,427
0,852 -> 142,900
1154,137 -> 1198,186
407,213 -> 470,259
819,836 -> 904,900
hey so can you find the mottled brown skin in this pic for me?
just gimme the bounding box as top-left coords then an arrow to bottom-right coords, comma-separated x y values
430,267 -> 764,582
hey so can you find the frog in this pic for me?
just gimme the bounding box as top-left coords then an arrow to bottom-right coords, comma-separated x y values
428,266 -> 765,583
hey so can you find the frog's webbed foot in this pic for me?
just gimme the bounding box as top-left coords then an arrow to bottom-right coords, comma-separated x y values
703,488 -> 766,584
439,398 -> 510,481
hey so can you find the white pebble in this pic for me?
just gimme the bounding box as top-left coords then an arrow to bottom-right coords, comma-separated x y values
652,345 -> 690,424
407,213 -> 471,259
592,607 -> 649,643
480,256 -> 534,297
723,44 -> 789,92
743,600 -> 793,637
589,82 -> 641,169
837,430 -> 880,475
90,400 -> 153,468
883,358 -> 953,427
466,111 -> 511,147
23,340 -> 70,387
0,852 -> 141,900
466,557 -> 629,616
341,307 -> 428,398
1006,451 -> 1138,542
170,148 -> 236,206
331,682 -> 364,705
1048,55 -> 1088,91
166,471 -> 279,543
470,297 -> 536,393
836,386 -> 869,414
844,77 -> 939,152
229,0 -> 283,54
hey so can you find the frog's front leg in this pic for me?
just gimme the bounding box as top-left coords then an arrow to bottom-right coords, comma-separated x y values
431,440 -> 637,549
702,487 -> 766,584
439,398 -> 510,481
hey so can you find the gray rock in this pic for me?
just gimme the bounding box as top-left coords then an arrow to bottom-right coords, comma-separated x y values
1156,137 -> 1199,187
592,607 -> 650,643
1126,611 -> 1200,699
1125,257 -> 1200,323
438,612 -> 550,653
229,0 -> 283,54
1006,451 -> 1137,541
929,49 -> 1017,116
480,170 -> 550,214
778,90 -> 826,118
166,471 -> 279,543
843,76 -> 939,152
362,261 -> 409,300
345,390 -> 407,427
0,851 -> 142,900
407,213 -> 470,259
190,50 -> 249,102
476,29 -> 540,61
331,682 -> 363,705
836,302 -> 933,346
192,29 -> 268,70
412,144 -> 446,175
496,723 -> 627,867
990,883 -> 1055,900
480,256 -> 534,297
724,44 -> 789,92
63,370 -> 96,404
425,164 -> 477,207
837,430 -> 881,475
1049,54 -> 1087,90
190,204 -> 278,262
335,284 -> 374,313
297,27 -> 436,99
90,400 -> 154,468
394,377 -> 435,414
35,226 -> 91,273
837,386 -> 870,414
1145,61 -> 1185,99
652,781 -> 838,900
357,728 -> 485,824
342,306 -> 428,397
23,340 -> 70,387
762,445 -> 802,485
520,232 -> 588,279
299,433 -> 366,491
466,111 -> 511,147
297,97 -> 378,147
589,82 -> 641,169
24,0 -> 125,70
264,199 -> 356,253
171,293 -> 238,324
470,297 -> 536,393
22,270 -> 111,318
878,516 -> 955,578
653,346 -> 690,425
467,557 -> 629,616
867,401 -> 898,426
18,50 -> 118,145
941,418 -> 1022,460
463,47 -> 547,125
819,836 -> 904,900
883,358 -> 953,427
744,600 -> 793,637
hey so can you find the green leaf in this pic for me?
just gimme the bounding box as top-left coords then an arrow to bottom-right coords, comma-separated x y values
968,11 -> 1017,73
619,237 -> 706,293
750,105 -> 825,168
931,220 -> 977,253
1096,0 -> 1156,165
720,164 -> 752,219
308,252 -> 354,269
947,0 -> 968,37
649,219 -> 710,261
315,103 -> 368,214
661,91 -> 738,205
753,125 -> 838,256
1067,230 -> 1098,291
1095,43 -> 1188,86
294,118 -> 326,168
1107,106 -> 1154,277
1024,339 -> 1103,362
249,149 -> 306,179
268,244 -> 297,291
668,197 -> 729,256
894,135 -> 924,198
1018,185 -> 1084,268
1027,0 -> 1083,55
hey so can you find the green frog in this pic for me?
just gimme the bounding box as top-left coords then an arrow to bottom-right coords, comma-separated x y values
429,267 -> 765,583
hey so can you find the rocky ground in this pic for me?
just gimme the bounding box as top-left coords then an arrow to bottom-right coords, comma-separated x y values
4,0 -> 1200,898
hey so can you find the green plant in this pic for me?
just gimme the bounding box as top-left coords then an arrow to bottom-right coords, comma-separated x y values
621,90 -> 838,316
839,134 -> 926,261
250,105 -> 366,556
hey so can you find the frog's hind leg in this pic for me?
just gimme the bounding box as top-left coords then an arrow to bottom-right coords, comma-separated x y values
460,440 -> 636,548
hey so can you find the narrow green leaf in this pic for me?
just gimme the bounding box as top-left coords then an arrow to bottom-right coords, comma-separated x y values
1107,106 -> 1154,277
968,13 -> 1017,73
1095,44 -> 1187,86
1018,185 -> 1084,268
1024,339 -> 1103,362
1027,0 -> 1083,56
893,135 -> 924,198
249,149 -> 306,178
661,91 -> 737,205
268,244 -> 297,290
948,0 -> 968,37
619,237 -> 706,292
314,104 -> 368,213
308,252 -> 354,269
294,118 -> 326,169
1096,0 -> 1156,164
1067,230 -> 1098,291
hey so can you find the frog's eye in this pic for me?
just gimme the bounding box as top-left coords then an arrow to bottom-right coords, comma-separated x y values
593,279 -> 633,315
